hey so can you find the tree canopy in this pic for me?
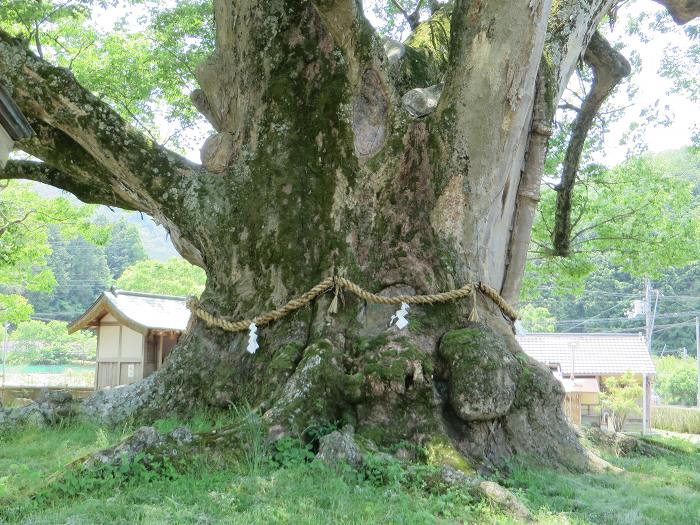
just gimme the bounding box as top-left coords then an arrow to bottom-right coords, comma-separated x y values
0,180 -> 106,325
104,219 -> 147,279
1,1 -> 697,299
526,147 -> 700,294
115,258 -> 206,296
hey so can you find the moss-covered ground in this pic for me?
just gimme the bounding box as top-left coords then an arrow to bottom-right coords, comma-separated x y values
1,412 -> 699,524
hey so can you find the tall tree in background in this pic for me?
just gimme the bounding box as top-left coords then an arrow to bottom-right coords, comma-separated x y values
521,148 -> 700,351
28,229 -> 112,321
116,258 -> 206,297
1,0 -> 698,469
0,180 -> 103,324
104,219 -> 147,278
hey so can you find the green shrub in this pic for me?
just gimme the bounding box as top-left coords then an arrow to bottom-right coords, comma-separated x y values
49,452 -> 182,501
654,356 -> 698,406
272,437 -> 314,467
8,320 -> 96,365
601,372 -> 643,432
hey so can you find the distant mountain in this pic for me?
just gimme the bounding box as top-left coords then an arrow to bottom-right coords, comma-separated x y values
95,209 -> 179,261
30,182 -> 179,261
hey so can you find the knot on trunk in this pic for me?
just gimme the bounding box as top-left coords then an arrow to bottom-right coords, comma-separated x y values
401,84 -> 442,118
383,38 -> 405,64
438,325 -> 520,421
352,69 -> 388,158
200,131 -> 238,173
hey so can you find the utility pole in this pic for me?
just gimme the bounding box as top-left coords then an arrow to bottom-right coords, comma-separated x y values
696,317 -> 700,408
644,277 -> 659,354
645,277 -> 651,344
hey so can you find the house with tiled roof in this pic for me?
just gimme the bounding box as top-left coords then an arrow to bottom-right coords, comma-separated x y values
516,333 -> 655,432
69,290 -> 190,389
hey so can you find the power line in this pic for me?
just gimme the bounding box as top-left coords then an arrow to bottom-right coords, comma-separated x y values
561,298 -> 634,332
525,303 -> 700,326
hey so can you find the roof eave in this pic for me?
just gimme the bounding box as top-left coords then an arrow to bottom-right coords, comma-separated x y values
0,84 -> 33,140
68,293 -> 150,335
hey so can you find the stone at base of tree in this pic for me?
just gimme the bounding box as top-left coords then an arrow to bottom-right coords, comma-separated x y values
393,447 -> 416,462
83,425 -> 197,469
473,480 -> 533,522
440,465 -> 470,486
439,466 -> 532,522
0,389 -> 77,427
80,375 -> 156,426
170,426 -> 195,445
315,425 -> 363,469
0,380 -> 153,429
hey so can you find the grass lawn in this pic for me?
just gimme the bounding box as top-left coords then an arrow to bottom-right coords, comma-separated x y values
2,416 -> 700,525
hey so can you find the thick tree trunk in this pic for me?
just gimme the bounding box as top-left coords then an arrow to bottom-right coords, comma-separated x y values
3,0 -> 697,470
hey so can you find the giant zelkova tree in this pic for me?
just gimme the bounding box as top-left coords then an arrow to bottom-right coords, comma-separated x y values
0,0 -> 698,469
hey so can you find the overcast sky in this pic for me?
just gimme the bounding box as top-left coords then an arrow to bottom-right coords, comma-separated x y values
601,2 -> 699,164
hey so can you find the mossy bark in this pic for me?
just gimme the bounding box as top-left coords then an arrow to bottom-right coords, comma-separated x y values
0,0 -> 643,470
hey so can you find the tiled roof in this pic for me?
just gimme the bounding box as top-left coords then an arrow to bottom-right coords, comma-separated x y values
516,333 -> 656,376
106,291 -> 190,331
561,377 -> 600,394
68,290 -> 190,333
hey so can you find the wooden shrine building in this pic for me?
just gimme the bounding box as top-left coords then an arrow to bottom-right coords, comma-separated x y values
69,290 -> 190,389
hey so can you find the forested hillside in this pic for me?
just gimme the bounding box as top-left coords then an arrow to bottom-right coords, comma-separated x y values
32,181 -> 179,261
521,148 -> 700,355
0,181 -> 203,324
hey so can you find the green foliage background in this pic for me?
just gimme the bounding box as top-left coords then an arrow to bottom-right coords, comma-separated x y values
115,258 -> 206,297
5,320 -> 95,365
655,356 -> 698,406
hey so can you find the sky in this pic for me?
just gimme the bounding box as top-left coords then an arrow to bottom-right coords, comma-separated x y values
600,2 -> 699,165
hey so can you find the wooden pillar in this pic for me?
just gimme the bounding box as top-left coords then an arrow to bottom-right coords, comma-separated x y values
647,375 -> 654,432
157,334 -> 163,367
642,372 -> 648,435
94,324 -> 100,390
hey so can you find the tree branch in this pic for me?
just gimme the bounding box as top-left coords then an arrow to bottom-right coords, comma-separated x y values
0,29 -> 198,209
388,0 -> 423,30
500,61 -> 555,304
0,209 -> 37,237
436,0 -> 552,225
551,31 -> 631,257
312,0 -> 379,78
569,203 -> 653,243
0,32 -> 208,267
1,159 -> 136,210
652,0 -> 700,24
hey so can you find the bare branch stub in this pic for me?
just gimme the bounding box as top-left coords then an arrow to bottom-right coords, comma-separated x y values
551,31 -> 631,257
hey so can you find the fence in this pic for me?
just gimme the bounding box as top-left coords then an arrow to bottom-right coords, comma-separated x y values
652,405 -> 700,434
0,386 -> 94,407
4,340 -> 95,365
